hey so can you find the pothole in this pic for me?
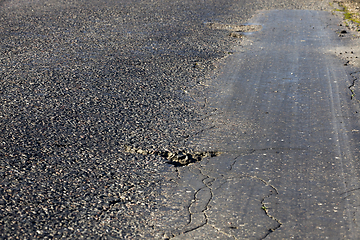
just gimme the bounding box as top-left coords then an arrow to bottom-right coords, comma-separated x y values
124,145 -> 221,166
206,22 -> 262,38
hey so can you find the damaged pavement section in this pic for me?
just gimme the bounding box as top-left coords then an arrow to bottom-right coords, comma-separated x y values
124,145 -> 221,166
149,153 -> 281,240
186,9 -> 360,239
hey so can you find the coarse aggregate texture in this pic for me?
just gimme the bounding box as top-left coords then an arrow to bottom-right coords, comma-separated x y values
0,0 -> 332,239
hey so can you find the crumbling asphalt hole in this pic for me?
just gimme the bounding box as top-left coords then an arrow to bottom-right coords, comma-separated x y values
229,31 -> 243,38
124,145 -> 221,166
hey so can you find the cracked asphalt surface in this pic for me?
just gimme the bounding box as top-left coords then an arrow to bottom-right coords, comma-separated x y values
1,0 -> 360,239
179,7 -> 360,239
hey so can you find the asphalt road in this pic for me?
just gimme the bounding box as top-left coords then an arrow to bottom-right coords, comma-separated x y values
0,0 -> 357,239
161,7 -> 360,240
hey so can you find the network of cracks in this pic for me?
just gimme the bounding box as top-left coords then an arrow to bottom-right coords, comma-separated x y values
153,152 -> 282,240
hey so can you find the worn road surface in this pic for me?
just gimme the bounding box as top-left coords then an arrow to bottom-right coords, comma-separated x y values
153,8 -> 360,240
2,0 -> 360,239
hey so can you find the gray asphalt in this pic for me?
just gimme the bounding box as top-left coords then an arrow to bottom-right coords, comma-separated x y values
158,8 -> 360,240
1,0 -> 358,239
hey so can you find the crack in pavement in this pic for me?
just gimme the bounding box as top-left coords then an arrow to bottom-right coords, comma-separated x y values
228,155 -> 242,171
349,71 -> 360,100
166,168 -> 214,239
260,189 -> 282,240
185,179 -> 213,233
165,153 -> 281,239
341,186 -> 360,200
